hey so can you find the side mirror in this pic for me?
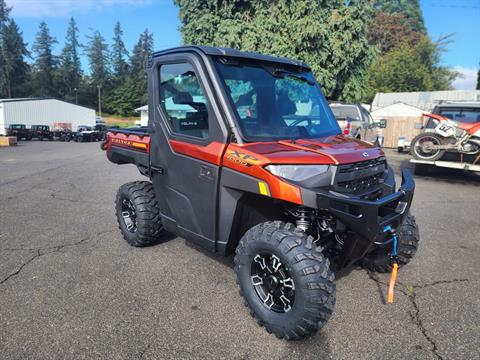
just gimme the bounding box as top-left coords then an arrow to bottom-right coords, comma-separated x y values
376,119 -> 387,128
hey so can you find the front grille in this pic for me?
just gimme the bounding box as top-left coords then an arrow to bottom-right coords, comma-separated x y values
337,157 -> 386,174
333,157 -> 387,196
337,173 -> 383,193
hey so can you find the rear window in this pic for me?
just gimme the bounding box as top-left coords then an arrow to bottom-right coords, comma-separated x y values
330,105 -> 360,121
438,108 -> 480,123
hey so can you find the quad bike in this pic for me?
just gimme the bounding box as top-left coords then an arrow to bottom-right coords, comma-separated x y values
411,113 -> 480,161
103,45 -> 420,340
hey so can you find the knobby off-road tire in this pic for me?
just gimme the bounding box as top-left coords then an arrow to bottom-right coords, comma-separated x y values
115,181 -> 164,247
361,212 -> 419,273
234,221 -> 336,340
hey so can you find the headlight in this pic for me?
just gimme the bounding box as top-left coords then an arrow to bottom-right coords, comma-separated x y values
265,164 -> 329,182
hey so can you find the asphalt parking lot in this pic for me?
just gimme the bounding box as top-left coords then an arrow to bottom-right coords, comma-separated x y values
1,141 -> 479,359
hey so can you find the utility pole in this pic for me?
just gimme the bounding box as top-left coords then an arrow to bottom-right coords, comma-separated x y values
97,85 -> 102,116
74,88 -> 78,104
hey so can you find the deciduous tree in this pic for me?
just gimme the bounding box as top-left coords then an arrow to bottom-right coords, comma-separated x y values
373,0 -> 425,33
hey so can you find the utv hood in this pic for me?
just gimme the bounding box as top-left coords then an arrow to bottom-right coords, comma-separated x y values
236,135 -> 384,165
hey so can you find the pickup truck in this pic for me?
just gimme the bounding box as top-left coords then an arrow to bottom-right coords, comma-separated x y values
103,46 -> 419,340
6,124 -> 32,140
329,103 -> 386,143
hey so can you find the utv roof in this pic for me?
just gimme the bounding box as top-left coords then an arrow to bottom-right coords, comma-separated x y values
152,45 -> 310,69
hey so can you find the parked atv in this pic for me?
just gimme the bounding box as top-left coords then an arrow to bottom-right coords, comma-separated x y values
74,126 -> 95,142
6,124 -> 31,140
31,125 -> 54,141
103,46 -> 419,340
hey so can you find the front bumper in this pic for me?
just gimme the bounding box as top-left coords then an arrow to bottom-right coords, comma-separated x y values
301,167 -> 415,267
316,168 -> 414,243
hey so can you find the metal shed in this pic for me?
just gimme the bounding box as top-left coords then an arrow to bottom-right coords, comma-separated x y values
372,90 -> 480,112
0,98 -> 96,136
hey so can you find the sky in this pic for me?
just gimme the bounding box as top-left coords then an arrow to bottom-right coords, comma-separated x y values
6,0 -> 480,90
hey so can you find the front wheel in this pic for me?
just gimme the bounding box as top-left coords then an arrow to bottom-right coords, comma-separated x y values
411,133 -> 445,161
361,212 -> 420,273
234,221 -> 335,340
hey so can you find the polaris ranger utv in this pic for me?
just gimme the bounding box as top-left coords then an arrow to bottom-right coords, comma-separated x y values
104,46 -> 419,340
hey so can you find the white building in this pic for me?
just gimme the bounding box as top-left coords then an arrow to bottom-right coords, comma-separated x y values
0,98 -> 96,135
372,90 -> 480,112
135,105 -> 149,127
370,102 -> 424,120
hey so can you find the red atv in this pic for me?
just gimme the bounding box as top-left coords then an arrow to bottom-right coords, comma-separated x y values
104,46 -> 419,340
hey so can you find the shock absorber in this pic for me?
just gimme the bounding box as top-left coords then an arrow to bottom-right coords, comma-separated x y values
294,207 -> 315,232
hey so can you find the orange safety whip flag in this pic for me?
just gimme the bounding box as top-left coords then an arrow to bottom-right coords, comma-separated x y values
387,263 -> 398,304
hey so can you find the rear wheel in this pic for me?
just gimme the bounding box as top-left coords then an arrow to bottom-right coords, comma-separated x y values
115,181 -> 164,247
411,133 -> 445,161
361,212 -> 420,273
235,221 -> 335,340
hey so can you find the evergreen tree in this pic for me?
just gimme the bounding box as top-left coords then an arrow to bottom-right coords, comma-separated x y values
174,0 -> 376,102
85,30 -> 110,87
58,17 -> 82,102
111,21 -> 129,79
1,19 -> 30,98
0,0 -> 9,31
0,0 -> 12,95
477,64 -> 480,90
130,29 -> 153,106
32,21 -> 58,97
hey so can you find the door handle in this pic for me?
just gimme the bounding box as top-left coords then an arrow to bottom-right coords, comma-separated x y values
150,165 -> 165,175
199,165 -> 214,180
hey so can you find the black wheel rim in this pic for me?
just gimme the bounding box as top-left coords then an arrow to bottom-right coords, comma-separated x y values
121,198 -> 137,233
250,253 -> 295,313
414,135 -> 441,159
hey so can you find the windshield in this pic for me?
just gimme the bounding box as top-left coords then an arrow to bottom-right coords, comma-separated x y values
12,124 -> 25,129
438,108 -> 480,123
214,59 -> 340,142
331,105 -> 360,121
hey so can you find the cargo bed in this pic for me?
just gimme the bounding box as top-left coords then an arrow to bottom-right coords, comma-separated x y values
105,128 -> 150,176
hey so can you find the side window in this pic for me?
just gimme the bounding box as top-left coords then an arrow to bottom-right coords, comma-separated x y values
360,107 -> 373,123
159,63 -> 209,139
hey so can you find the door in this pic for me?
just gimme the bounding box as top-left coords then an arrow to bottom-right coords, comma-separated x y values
148,53 -> 228,251
359,107 -> 377,142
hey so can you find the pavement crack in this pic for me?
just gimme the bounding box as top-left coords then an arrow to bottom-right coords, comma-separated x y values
365,270 -> 407,304
139,343 -> 151,359
407,291 -> 443,360
0,230 -> 115,286
1,230 -> 115,253
0,249 -> 41,285
364,270 -> 469,360
414,278 -> 468,290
